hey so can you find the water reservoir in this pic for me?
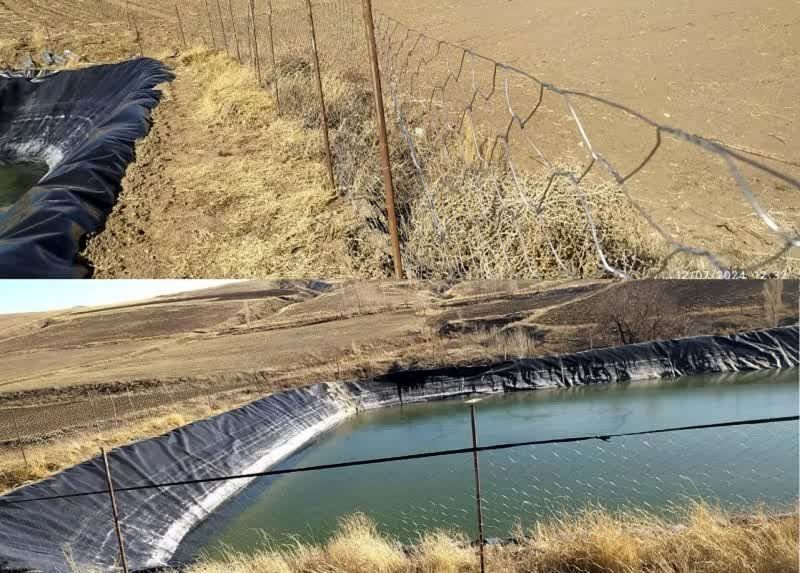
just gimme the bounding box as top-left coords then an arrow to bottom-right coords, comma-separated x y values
175,368 -> 799,562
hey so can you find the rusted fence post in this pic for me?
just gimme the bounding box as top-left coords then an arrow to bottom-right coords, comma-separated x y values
132,16 -> 144,56
248,0 -> 262,85
204,0 -> 217,47
304,0 -> 336,191
175,2 -> 187,48
266,0 -> 280,112
43,21 -> 53,53
226,0 -> 242,62
470,405 -> 486,573
10,410 -> 29,471
215,0 -> 230,55
101,448 -> 130,573
360,0 -> 403,279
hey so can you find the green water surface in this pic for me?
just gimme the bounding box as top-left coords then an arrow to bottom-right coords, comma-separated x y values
0,161 -> 48,209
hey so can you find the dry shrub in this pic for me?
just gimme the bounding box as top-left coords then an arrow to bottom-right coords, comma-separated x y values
411,531 -> 477,572
493,326 -> 541,358
401,150 -> 663,279
326,514 -> 407,573
276,62 -> 665,279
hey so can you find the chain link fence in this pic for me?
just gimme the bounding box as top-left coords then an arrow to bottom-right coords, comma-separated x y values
0,376 -> 271,491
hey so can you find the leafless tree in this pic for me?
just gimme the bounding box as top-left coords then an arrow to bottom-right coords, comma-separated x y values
599,282 -> 680,346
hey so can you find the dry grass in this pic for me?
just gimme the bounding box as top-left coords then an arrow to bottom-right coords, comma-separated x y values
0,24 -> 170,69
185,504 -> 799,573
83,46 -> 380,278
0,411 -> 192,492
182,48 -> 277,126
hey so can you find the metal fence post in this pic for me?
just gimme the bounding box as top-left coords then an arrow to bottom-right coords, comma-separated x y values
215,0 -> 230,54
126,385 -> 136,412
470,405 -> 486,573
360,0 -> 403,279
10,410 -> 29,470
132,16 -> 144,56
43,21 -> 53,53
161,382 -> 177,409
110,395 -> 119,427
266,0 -> 280,112
204,0 -> 217,47
304,0 -> 336,191
101,448 -> 130,573
249,0 -> 262,85
175,2 -> 187,48
226,0 -> 242,62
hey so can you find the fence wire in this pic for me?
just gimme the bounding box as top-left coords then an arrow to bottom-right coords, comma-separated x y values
2,0 -> 799,278
481,420 -> 798,538
0,376 -> 271,484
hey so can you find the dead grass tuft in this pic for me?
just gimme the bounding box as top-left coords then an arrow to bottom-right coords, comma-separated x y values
184,504 -> 799,573
183,48 -> 275,126
412,531 -> 477,572
327,514 -> 408,573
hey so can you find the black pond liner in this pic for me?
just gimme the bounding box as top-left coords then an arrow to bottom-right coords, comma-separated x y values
0,58 -> 174,278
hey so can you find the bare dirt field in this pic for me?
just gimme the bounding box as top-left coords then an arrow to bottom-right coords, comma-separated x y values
376,0 -> 799,161
1,0 -> 797,278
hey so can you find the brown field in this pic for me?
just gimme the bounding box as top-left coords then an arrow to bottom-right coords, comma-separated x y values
376,0 -> 799,162
1,0 -> 798,277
